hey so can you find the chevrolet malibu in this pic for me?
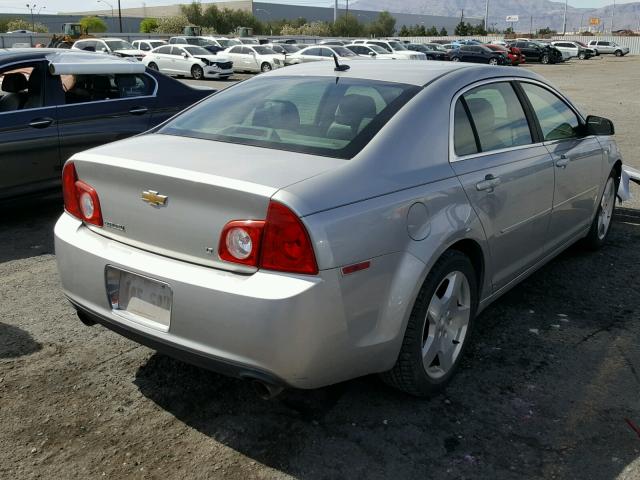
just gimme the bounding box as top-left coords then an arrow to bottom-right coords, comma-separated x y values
55,61 -> 621,397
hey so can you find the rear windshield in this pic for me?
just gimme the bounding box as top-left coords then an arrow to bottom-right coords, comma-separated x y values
159,76 -> 420,159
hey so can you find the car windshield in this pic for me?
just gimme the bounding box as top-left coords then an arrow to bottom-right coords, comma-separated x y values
253,46 -> 276,55
105,40 -> 134,50
576,41 -> 588,47
220,39 -> 241,47
333,46 -> 357,57
388,41 -> 408,51
281,44 -> 300,53
159,76 -> 420,160
368,45 -> 388,54
184,46 -> 211,56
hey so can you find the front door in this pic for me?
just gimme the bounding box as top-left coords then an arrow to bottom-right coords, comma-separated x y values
0,60 -> 60,199
519,82 -> 603,251
450,81 -> 555,291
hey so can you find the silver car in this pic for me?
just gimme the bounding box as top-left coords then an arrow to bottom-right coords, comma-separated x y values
55,61 -> 621,397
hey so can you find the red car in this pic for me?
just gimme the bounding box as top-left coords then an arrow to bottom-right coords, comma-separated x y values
485,44 -> 525,66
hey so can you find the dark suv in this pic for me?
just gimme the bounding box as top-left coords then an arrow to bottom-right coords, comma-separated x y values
509,41 -> 563,64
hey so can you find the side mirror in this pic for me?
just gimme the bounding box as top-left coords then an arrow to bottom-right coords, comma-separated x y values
101,47 -> 108,53
182,52 -> 188,58
369,51 -> 376,57
586,115 -> 615,136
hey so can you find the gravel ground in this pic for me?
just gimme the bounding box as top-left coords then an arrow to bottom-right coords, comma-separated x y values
1,56 -> 640,480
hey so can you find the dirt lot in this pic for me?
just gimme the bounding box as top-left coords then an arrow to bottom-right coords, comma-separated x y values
1,56 -> 640,480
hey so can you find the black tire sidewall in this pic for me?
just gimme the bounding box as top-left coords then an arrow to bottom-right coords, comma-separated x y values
148,62 -> 158,70
403,252 -> 479,393
261,62 -> 272,72
191,65 -> 203,79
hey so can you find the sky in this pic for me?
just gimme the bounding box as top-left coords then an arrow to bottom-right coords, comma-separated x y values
0,0 -> 637,15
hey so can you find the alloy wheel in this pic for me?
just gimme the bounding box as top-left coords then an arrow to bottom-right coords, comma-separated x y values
597,177 -> 615,240
421,271 -> 471,379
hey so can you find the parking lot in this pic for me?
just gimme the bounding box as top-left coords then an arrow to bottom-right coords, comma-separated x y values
2,55 -> 640,479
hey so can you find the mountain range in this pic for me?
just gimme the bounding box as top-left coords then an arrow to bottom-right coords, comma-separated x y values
351,0 -> 640,31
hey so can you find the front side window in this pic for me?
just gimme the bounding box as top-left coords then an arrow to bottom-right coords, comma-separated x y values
303,48 -> 320,56
159,76 -> 419,159
0,62 -> 45,113
253,46 -> 276,55
155,46 -> 171,54
138,42 -> 151,51
456,82 -> 532,154
62,73 -> 153,103
520,83 -> 580,141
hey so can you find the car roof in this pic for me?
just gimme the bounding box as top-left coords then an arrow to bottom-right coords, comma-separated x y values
263,59 -> 542,87
0,48 -> 142,66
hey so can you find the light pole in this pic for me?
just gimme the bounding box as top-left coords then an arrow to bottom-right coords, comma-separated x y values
562,0 -> 568,35
117,0 -> 122,33
484,0 -> 489,34
611,0 -> 616,33
98,0 -> 114,22
25,3 -> 36,31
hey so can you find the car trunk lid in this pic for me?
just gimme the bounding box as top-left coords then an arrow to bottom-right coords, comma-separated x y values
71,133 -> 343,272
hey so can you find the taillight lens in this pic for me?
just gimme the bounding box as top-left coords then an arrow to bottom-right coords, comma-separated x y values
218,220 -> 265,266
260,201 -> 318,275
218,201 -> 318,275
61,161 -> 103,227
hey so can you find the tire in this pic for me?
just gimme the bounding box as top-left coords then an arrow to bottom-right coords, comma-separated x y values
381,250 -> 479,397
488,57 -> 498,65
451,56 -> 460,62
191,65 -> 204,80
583,171 -> 618,250
541,54 -> 550,64
578,52 -> 586,60
615,50 -> 623,57
147,62 -> 159,71
260,62 -> 273,72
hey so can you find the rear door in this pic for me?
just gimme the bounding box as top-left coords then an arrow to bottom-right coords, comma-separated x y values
0,60 -> 61,199
450,80 -> 555,291
518,81 -> 603,251
56,72 -> 157,164
153,46 -> 173,71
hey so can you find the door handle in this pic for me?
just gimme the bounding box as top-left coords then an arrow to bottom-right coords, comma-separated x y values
129,107 -> 148,115
556,155 -> 570,168
29,118 -> 53,129
476,174 -> 501,192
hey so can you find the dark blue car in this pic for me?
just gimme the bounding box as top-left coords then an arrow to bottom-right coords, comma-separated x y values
0,49 -> 213,201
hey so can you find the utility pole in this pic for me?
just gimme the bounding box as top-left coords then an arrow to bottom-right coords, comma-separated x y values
117,0 -> 122,33
611,0 -> 615,33
346,0 -> 349,18
484,0 -> 489,33
334,0 -> 337,23
530,16 -> 533,35
562,0 -> 568,35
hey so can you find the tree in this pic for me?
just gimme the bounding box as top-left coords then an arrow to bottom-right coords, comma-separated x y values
367,11 -> 396,37
281,21 -> 331,37
332,14 -> 365,37
180,1 -> 203,26
439,27 -> 448,36
538,27 -> 556,35
80,16 -> 108,34
7,18 -> 48,33
426,26 -> 439,36
154,15 -> 189,34
399,25 -> 410,37
454,21 -> 469,36
139,18 -> 158,33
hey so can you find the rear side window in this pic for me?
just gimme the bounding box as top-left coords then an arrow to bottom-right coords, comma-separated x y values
458,82 -> 532,153
520,83 -> 580,141
159,76 -> 420,159
453,100 -> 478,156
62,73 -> 154,103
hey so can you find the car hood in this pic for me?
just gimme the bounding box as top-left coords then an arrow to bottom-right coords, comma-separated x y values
194,55 -> 231,62
114,49 -> 146,56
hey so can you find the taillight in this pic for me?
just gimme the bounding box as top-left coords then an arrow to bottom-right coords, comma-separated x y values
218,201 -> 318,275
218,220 -> 265,266
62,161 -> 103,227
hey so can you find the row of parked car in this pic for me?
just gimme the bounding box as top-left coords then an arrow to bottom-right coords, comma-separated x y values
66,35 -> 632,81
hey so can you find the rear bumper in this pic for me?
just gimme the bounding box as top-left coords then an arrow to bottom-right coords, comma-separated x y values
54,213 -> 404,389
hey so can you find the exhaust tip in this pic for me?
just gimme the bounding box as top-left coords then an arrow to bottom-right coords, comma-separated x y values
252,380 -> 284,400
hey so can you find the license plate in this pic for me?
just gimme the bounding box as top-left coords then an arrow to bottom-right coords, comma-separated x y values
106,267 -> 172,331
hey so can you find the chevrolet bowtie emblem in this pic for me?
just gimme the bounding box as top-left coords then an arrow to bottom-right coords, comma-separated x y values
141,190 -> 168,207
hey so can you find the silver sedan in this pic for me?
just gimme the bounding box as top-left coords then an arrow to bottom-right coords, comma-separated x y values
55,61 -> 622,397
